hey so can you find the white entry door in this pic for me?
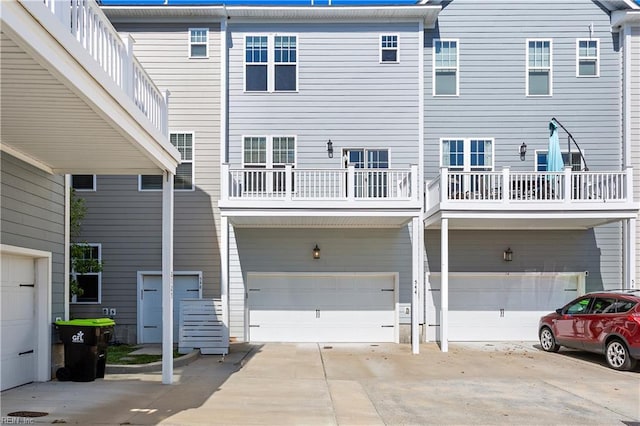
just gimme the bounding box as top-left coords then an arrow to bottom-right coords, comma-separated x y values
247,273 -> 397,343
139,273 -> 201,343
1,254 -> 36,391
427,273 -> 581,341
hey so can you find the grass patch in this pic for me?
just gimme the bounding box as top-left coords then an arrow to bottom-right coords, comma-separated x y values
106,344 -> 182,365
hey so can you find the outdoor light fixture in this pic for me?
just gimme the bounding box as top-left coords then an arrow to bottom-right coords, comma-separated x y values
327,140 -> 334,158
503,248 -> 513,262
313,244 -> 321,260
519,142 -> 527,160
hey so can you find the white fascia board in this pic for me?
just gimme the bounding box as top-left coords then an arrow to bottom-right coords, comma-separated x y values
612,10 -> 640,31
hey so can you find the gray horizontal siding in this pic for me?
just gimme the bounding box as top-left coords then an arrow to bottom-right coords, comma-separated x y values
425,0 -> 622,176
1,153 -> 66,320
425,226 -> 622,292
228,22 -> 421,169
228,227 -> 413,341
72,22 -> 222,343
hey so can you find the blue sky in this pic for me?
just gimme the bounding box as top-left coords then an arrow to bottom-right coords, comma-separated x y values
101,0 -> 419,5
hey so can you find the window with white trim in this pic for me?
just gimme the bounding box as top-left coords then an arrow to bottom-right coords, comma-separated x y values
442,138 -> 493,198
434,39 -> 458,96
140,132 -> 194,191
71,243 -> 101,304
577,39 -> 599,77
527,40 -> 552,96
72,175 -> 96,191
380,35 -> 399,63
189,28 -> 208,58
536,151 -> 582,171
243,136 -> 296,192
245,35 -> 297,92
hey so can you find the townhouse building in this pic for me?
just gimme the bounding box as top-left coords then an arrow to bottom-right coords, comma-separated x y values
0,0 -> 179,390
70,0 -> 639,359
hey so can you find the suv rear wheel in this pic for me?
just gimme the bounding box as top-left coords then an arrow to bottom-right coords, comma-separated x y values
539,327 -> 560,352
605,339 -> 637,371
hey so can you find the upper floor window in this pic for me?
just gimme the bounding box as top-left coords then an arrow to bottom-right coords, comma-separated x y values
245,35 -> 297,93
71,243 -> 101,304
380,35 -> 399,63
577,39 -> 599,77
71,175 -> 96,191
140,132 -> 195,191
434,39 -> 458,96
189,28 -> 208,58
536,151 -> 582,171
441,138 -> 493,171
243,136 -> 296,168
527,40 -> 552,96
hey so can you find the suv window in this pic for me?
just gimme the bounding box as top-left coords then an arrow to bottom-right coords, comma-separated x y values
602,299 -> 637,314
590,298 -> 615,314
565,298 -> 591,314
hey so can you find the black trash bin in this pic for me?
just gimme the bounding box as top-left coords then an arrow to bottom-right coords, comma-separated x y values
55,318 -> 115,382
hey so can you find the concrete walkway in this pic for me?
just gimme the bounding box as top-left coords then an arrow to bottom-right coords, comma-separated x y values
1,342 -> 639,425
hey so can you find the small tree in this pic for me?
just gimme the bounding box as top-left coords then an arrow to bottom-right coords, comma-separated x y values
70,190 -> 102,299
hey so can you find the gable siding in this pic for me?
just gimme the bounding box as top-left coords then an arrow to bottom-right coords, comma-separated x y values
72,23 -> 222,343
1,153 -> 66,320
228,22 -> 421,169
424,0 -> 623,289
632,25 -> 640,287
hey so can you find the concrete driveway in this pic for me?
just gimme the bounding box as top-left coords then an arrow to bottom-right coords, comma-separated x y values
1,342 -> 639,425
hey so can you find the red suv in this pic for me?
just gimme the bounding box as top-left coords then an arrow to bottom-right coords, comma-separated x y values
538,290 -> 640,371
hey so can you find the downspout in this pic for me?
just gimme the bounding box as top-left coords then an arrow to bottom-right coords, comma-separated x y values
622,24 -> 635,289
220,17 -> 230,337
417,19 -> 425,350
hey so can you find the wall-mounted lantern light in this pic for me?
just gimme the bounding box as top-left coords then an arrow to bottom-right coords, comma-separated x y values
503,247 -> 513,262
327,140 -> 334,158
313,244 -> 321,260
519,142 -> 527,161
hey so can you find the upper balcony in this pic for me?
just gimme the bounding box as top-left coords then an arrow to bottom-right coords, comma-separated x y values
1,0 -> 179,175
425,167 -> 639,230
219,164 -> 421,227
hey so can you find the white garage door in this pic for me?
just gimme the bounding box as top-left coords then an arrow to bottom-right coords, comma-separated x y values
1,254 -> 36,391
427,273 -> 581,341
140,274 -> 201,343
247,273 -> 397,343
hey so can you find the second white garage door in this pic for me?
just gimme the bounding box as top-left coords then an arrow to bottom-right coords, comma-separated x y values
427,273 -> 583,341
247,273 -> 398,343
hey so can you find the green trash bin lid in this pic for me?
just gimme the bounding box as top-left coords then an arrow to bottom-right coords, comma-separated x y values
55,318 -> 115,327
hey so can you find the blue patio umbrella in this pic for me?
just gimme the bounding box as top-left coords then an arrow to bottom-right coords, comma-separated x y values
547,121 -> 564,172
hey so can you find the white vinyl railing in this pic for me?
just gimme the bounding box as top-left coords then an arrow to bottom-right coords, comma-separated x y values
40,0 -> 168,136
224,165 -> 417,201
426,167 -> 632,209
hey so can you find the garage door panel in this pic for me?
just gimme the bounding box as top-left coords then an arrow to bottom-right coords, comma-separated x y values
248,273 -> 396,343
428,274 -> 580,342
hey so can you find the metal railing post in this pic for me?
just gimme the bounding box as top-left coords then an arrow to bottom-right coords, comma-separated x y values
347,165 -> 355,201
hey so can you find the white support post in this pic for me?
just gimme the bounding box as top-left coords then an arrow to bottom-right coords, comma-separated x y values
411,217 -> 421,354
440,218 -> 449,353
122,34 -> 135,98
64,174 -> 71,320
162,89 -> 170,138
410,165 -> 419,201
285,164 -> 293,202
440,167 -> 448,204
564,167 -> 572,204
221,216 -> 229,332
162,170 -> 174,385
221,163 -> 229,199
502,167 -> 510,203
625,166 -> 633,201
625,218 -> 637,289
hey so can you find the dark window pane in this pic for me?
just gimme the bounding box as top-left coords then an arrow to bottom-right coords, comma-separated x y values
72,175 -> 94,190
141,175 -> 162,190
275,65 -> 296,91
190,44 -> 207,57
246,65 -> 267,91
382,50 -> 397,62
175,163 -> 193,190
76,275 -> 99,303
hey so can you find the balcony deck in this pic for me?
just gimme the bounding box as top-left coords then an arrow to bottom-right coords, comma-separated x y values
425,167 -> 639,229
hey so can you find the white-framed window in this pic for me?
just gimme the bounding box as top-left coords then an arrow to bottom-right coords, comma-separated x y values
245,34 -> 297,92
526,39 -> 552,96
242,135 -> 296,168
343,148 -> 390,198
536,150 -> 583,171
71,175 -> 96,191
71,243 -> 101,304
140,132 -> 195,191
433,39 -> 459,96
576,39 -> 599,77
380,35 -> 399,63
189,28 -> 208,58
441,138 -> 494,171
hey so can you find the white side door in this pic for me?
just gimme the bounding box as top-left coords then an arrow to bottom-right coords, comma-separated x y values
1,254 -> 36,390
139,273 -> 202,343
